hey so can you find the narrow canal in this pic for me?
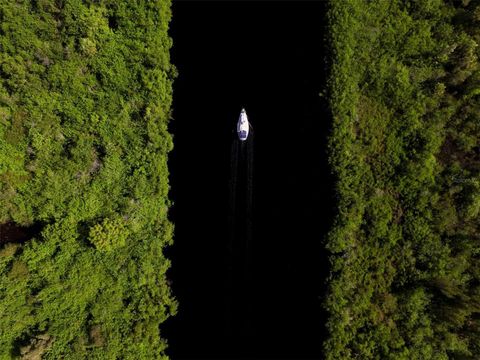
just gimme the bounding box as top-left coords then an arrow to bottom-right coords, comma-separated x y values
165,2 -> 332,358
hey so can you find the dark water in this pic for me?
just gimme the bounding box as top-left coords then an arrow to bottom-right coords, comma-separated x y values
165,1 -> 332,359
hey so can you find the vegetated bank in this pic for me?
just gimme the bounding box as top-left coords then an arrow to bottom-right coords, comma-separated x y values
325,1 -> 480,359
0,1 -> 176,358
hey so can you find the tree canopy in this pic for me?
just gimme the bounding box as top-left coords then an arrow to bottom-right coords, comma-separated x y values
0,0 -> 176,358
325,0 -> 480,359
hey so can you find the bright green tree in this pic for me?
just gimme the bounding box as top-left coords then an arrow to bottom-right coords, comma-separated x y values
0,0 -> 177,358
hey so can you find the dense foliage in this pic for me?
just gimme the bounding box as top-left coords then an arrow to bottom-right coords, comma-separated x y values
325,0 -> 480,358
0,0 -> 176,358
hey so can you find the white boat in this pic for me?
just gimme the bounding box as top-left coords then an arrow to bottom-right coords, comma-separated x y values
237,108 -> 249,141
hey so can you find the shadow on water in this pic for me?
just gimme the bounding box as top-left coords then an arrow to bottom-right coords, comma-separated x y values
164,1 -> 333,359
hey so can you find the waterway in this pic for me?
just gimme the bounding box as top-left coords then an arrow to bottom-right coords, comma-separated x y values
165,2 -> 332,358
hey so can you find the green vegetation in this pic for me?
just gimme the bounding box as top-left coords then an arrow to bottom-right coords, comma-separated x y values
0,0 -> 176,358
325,1 -> 480,359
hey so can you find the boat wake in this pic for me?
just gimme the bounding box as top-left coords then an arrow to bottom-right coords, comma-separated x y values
226,123 -> 254,338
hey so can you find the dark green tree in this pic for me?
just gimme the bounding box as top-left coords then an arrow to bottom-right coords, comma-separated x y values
325,0 -> 480,358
